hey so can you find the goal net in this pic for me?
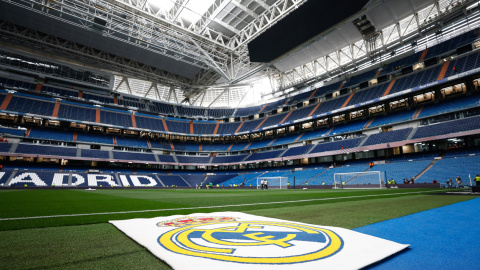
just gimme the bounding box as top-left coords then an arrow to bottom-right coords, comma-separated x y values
256,177 -> 288,189
334,171 -> 386,189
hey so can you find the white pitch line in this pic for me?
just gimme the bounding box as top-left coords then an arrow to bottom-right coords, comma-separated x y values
0,190 -> 437,221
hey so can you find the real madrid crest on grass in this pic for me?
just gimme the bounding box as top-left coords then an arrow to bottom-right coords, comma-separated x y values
110,212 -> 409,270
157,217 -> 343,264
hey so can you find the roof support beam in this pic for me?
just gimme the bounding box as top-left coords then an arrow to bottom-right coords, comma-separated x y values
153,84 -> 161,99
200,89 -> 207,107
170,0 -> 190,22
124,79 -> 133,94
115,77 -> 128,91
255,0 -> 270,10
208,87 -> 229,107
168,85 -> 179,103
192,0 -> 232,34
191,89 -> 205,105
188,37 -> 231,81
236,85 -> 252,107
143,82 -> 155,98
213,18 -> 240,35
231,0 -> 259,19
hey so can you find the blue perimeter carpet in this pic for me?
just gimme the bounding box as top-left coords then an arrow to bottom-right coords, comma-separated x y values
354,196 -> 480,270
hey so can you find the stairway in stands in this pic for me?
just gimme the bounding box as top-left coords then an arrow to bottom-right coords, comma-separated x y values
304,168 -> 331,185
413,150 -> 447,181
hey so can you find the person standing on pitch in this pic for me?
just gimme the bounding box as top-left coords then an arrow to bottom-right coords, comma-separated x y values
472,175 -> 480,193
455,176 -> 462,188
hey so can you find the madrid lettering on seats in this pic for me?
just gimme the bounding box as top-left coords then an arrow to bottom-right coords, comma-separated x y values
5,172 -> 162,187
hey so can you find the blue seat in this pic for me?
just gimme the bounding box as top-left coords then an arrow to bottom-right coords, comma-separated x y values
363,128 -> 412,146
310,138 -> 363,153
412,115 -> 480,139
29,128 -> 74,142
135,115 -> 165,132
81,149 -> 109,159
100,110 -> 132,127
116,136 -> 149,148
244,150 -> 284,161
281,145 -> 313,157
176,155 -> 211,163
77,133 -> 113,144
15,144 -> 77,157
217,122 -> 241,134
158,175 -> 189,187
7,96 -> 55,116
211,155 -> 247,163
58,103 -> 96,122
112,151 -> 156,162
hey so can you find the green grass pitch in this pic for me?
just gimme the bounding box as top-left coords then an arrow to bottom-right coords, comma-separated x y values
0,188 -> 474,269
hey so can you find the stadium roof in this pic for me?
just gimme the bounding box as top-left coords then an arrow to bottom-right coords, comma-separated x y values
0,0 -> 476,107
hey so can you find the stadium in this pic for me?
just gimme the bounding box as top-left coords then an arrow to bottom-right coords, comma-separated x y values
1,0 -> 480,268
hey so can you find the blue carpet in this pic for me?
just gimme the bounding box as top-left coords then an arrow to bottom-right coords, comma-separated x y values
354,197 -> 480,270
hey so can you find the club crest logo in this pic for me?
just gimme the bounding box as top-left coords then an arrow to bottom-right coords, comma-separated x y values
157,217 -> 343,264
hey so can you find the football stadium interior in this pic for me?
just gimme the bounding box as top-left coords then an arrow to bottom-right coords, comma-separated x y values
1,0 -> 480,269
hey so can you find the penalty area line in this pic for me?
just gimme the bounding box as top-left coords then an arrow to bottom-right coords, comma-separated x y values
0,190 -> 437,221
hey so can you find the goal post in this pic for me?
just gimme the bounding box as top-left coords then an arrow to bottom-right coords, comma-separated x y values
334,171 -> 386,189
256,177 -> 288,189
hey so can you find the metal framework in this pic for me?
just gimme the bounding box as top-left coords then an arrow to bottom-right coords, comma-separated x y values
225,0 -> 308,48
270,0 -> 475,94
114,0 -> 308,49
0,21 -> 195,87
0,0 -> 477,108
13,0 -> 224,70
0,0 -> 309,101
